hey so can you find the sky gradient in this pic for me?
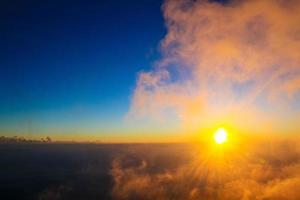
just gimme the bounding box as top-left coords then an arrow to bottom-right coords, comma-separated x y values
0,0 -> 166,141
1,0 -> 300,142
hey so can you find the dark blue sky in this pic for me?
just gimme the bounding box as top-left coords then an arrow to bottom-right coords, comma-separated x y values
0,0 -> 165,136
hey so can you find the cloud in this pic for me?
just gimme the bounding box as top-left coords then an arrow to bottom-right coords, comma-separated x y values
127,0 -> 300,132
111,136 -> 300,200
38,184 -> 72,200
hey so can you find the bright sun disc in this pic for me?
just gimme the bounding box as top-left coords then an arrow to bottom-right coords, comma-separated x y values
214,128 -> 227,144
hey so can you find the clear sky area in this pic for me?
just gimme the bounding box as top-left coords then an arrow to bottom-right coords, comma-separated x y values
1,0 -> 167,141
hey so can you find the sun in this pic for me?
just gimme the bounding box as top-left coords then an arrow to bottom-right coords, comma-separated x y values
214,128 -> 228,144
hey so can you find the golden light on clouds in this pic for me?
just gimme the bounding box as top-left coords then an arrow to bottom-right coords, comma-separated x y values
111,134 -> 300,200
127,0 -> 300,136
110,0 -> 300,199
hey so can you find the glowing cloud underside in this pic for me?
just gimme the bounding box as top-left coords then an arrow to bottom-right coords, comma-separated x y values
127,0 -> 300,134
111,136 -> 300,200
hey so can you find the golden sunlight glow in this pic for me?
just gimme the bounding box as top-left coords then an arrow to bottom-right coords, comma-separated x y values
214,128 -> 228,144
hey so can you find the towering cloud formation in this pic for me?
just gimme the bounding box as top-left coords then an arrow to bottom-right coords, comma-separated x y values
128,0 -> 300,133
116,1 -> 300,198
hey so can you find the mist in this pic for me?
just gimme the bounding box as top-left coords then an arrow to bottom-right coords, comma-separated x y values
111,136 -> 300,200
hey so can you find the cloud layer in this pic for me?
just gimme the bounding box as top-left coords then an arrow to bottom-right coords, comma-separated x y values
128,0 -> 300,132
111,136 -> 300,200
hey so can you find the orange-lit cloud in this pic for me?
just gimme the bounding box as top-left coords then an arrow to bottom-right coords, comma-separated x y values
111,136 -> 300,200
128,0 -> 300,133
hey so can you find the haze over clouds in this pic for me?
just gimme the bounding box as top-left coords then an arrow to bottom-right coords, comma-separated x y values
128,0 -> 300,133
111,136 -> 300,200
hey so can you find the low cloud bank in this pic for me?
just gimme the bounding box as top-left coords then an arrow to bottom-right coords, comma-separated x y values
111,137 -> 300,200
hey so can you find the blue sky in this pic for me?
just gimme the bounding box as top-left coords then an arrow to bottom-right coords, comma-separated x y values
2,0 -> 299,141
0,0 -> 165,138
